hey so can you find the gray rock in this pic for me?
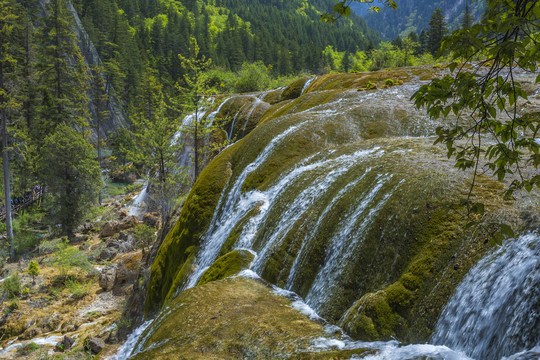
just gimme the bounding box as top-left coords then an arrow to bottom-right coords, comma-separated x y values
55,335 -> 75,352
100,220 -> 119,238
99,247 -> 118,261
99,265 -> 117,292
84,337 -> 105,354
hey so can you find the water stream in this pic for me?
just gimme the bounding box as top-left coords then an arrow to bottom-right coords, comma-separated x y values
433,232 -> 540,359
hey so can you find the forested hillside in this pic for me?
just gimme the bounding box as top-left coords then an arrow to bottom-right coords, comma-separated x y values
72,0 -> 380,107
351,0 -> 485,39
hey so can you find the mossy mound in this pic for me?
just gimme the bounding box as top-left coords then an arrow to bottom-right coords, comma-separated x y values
197,250 -> 255,286
131,277 -> 373,360
281,77 -> 310,101
145,68 -> 539,344
212,95 -> 270,142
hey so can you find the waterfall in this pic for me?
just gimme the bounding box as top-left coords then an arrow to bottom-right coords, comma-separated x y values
304,175 -> 402,312
432,232 -> 540,359
301,76 -> 317,95
126,182 -> 149,219
182,122 -> 310,289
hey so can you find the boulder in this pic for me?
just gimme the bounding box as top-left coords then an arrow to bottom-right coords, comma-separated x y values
99,265 -> 117,292
143,212 -> 161,228
84,337 -> 105,354
118,209 -> 129,219
99,247 -> 118,261
55,335 -> 75,352
118,215 -> 139,231
100,221 -> 119,238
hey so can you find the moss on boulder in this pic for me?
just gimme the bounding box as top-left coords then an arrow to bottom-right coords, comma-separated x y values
197,250 -> 254,286
133,277 -> 374,360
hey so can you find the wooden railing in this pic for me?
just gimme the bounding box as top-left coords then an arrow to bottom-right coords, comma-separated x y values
0,188 -> 44,222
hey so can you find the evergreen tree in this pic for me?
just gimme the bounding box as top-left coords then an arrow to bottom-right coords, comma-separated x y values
462,2 -> 473,30
132,73 -> 181,221
341,51 -> 352,73
37,0 -> 90,135
177,38 -> 212,182
419,29 -> 428,54
0,0 -> 21,260
427,8 -> 449,56
39,123 -> 101,237
90,65 -> 109,205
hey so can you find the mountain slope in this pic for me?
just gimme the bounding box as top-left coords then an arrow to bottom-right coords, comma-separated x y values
351,0 -> 485,39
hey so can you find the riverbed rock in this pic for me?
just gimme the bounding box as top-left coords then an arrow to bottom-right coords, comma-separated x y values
99,265 -> 117,292
118,215 -> 139,230
84,337 -> 105,354
55,335 -> 75,352
143,212 -> 160,228
100,221 -> 119,238
99,247 -> 118,261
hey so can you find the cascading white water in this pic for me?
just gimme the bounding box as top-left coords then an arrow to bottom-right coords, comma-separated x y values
182,121 -> 310,289
301,76 -> 317,95
304,175 -> 402,312
126,181 -> 149,219
432,232 -> 540,360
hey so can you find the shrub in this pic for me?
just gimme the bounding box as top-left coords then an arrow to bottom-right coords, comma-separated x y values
132,223 -> 156,248
365,81 -> 377,90
65,279 -> 89,300
234,61 -> 271,93
3,300 -> 18,315
385,78 -> 395,86
38,238 -> 64,255
28,260 -> 40,284
3,274 -> 21,299
17,342 -> 40,356
53,241 -> 92,280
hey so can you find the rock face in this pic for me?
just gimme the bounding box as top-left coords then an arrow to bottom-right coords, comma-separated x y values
145,69 -> 539,345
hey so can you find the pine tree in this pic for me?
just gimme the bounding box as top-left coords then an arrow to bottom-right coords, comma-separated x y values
90,65 -> 109,205
0,0 -> 21,260
39,123 -> 101,238
462,2 -> 473,30
132,72 -> 181,221
427,8 -> 449,56
341,51 -> 352,73
37,0 -> 90,135
177,38 -> 212,182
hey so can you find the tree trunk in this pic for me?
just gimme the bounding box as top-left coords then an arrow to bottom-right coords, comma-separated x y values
194,96 -> 199,180
0,45 -> 15,260
1,104 -> 15,261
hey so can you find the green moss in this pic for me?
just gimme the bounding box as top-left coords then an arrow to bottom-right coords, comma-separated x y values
197,250 -> 255,286
145,143 -> 239,314
281,77 -> 310,101
133,277 -> 339,360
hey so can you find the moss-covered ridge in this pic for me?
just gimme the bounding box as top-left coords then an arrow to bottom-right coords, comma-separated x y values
197,249 -> 254,286
144,68 -> 538,342
133,277 -> 374,360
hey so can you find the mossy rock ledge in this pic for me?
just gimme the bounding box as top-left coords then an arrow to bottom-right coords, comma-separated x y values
197,249 -> 255,286
131,277 -> 374,360
144,69 -> 539,344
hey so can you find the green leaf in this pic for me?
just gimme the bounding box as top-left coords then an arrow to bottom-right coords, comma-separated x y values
470,202 -> 485,215
498,223 -> 515,238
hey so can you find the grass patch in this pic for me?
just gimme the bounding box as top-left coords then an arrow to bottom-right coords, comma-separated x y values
104,181 -> 142,199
